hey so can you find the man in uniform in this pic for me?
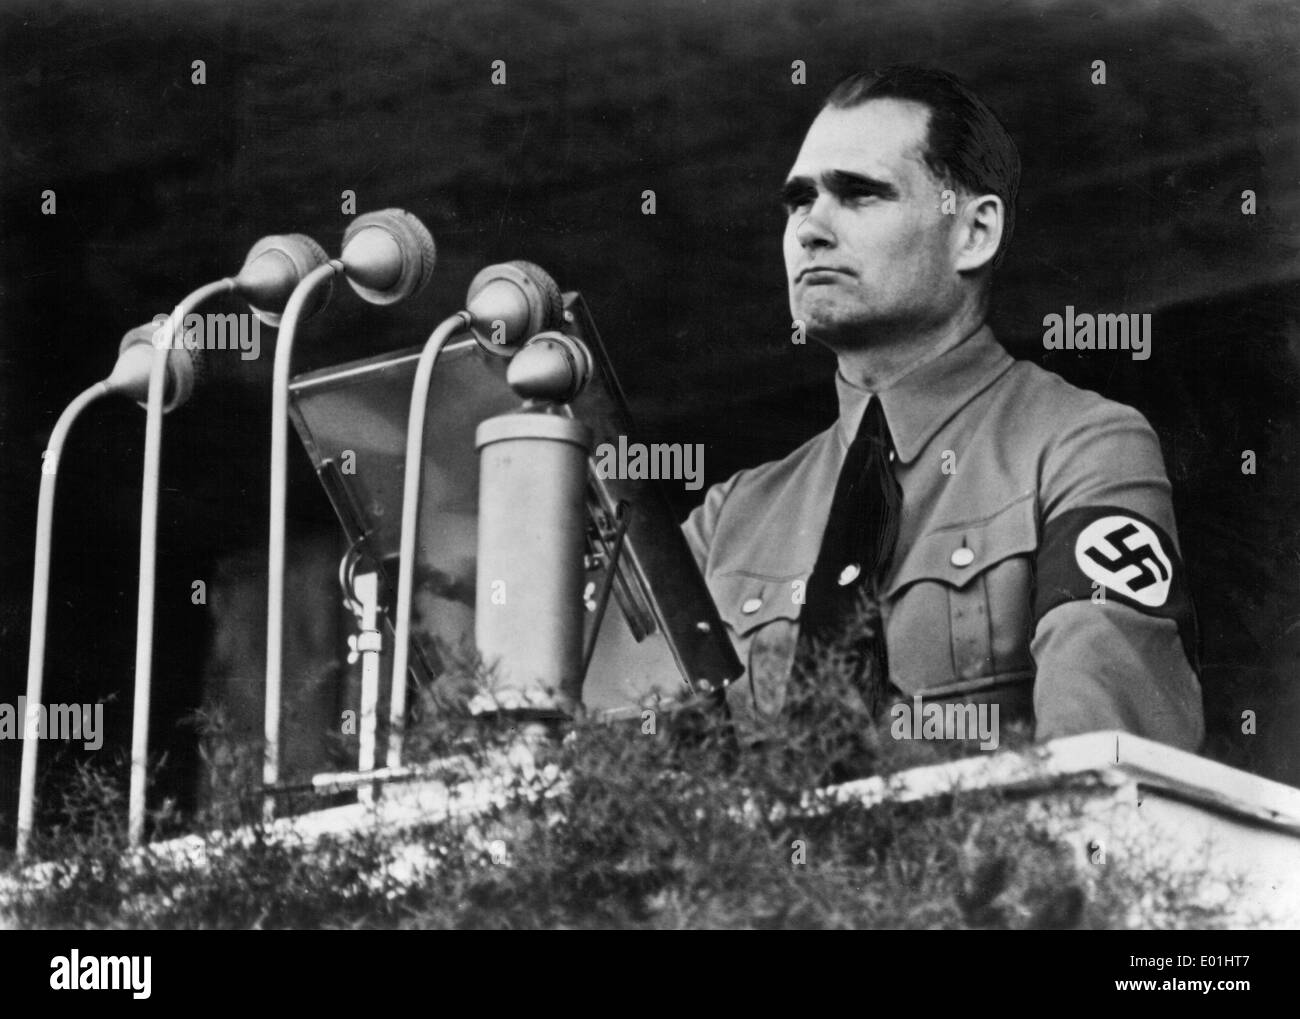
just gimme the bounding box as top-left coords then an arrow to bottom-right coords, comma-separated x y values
682,66 -> 1204,750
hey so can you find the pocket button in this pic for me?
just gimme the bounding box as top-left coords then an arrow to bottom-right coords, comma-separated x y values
950,547 -> 975,568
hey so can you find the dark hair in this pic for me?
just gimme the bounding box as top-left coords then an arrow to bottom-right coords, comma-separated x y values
823,65 -> 1021,267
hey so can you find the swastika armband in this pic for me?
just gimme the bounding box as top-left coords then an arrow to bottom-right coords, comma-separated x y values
1034,505 -> 1199,674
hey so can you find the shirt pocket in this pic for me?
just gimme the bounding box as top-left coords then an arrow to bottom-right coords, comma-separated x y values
709,571 -> 805,721
884,492 -> 1038,696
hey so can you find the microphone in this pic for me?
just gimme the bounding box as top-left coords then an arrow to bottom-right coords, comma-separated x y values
385,261 -> 564,770
341,209 -> 437,305
466,260 -> 564,356
263,210 -> 436,807
506,330 -> 593,404
17,322 -> 210,859
108,323 -> 206,412
237,234 -> 334,325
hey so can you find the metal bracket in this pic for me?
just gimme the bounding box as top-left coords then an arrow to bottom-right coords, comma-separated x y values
346,628 -> 383,664
580,499 -> 632,683
338,544 -> 384,803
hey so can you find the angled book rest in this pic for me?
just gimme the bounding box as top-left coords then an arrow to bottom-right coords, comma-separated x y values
287,293 -> 741,717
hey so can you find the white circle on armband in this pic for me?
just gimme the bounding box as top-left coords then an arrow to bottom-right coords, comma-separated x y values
1074,515 -> 1173,608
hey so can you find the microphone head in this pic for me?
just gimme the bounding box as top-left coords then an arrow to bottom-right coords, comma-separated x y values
506,331 -> 592,404
340,209 -> 436,305
235,233 -> 333,327
466,260 -> 563,357
107,322 -> 206,413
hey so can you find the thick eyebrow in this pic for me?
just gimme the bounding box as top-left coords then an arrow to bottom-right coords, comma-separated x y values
780,170 -> 901,208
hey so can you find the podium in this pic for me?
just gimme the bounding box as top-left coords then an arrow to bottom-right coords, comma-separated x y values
277,730 -> 1300,927
4,729 -> 1297,928
826,730 -> 1300,928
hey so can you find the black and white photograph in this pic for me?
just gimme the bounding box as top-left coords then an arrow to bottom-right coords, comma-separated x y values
0,0 -> 1297,957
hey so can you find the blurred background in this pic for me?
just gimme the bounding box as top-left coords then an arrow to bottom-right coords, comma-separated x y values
1,0 -> 1297,836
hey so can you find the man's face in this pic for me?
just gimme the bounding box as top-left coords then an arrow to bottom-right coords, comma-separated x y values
783,98 -> 961,347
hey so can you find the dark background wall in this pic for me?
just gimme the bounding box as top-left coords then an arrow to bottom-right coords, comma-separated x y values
1,0 -> 1297,833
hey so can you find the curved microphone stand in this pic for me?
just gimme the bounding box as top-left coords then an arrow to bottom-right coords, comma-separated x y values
17,382 -> 112,859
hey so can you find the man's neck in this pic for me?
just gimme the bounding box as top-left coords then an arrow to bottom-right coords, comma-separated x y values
831,308 -> 986,393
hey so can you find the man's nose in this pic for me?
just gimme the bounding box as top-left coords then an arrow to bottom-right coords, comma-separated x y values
794,197 -> 836,250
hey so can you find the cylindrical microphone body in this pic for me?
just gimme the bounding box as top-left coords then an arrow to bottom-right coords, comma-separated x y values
475,412 -> 592,714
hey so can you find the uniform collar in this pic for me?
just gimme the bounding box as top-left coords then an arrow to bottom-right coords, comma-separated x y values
834,322 -> 1013,464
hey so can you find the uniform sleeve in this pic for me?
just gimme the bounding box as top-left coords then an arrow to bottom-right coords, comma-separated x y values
681,471 -> 743,576
1030,397 -> 1205,751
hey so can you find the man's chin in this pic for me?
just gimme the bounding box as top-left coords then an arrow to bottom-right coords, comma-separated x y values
801,313 -> 880,351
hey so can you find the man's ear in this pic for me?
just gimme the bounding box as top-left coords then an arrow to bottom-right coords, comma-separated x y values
952,194 -> 1004,274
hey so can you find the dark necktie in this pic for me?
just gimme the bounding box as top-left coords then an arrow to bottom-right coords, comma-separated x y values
792,396 -> 902,715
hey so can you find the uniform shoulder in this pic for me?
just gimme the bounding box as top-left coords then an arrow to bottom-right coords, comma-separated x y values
1001,359 -> 1172,523
682,425 -> 834,574
709,426 -> 831,499
1003,357 -> 1154,434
